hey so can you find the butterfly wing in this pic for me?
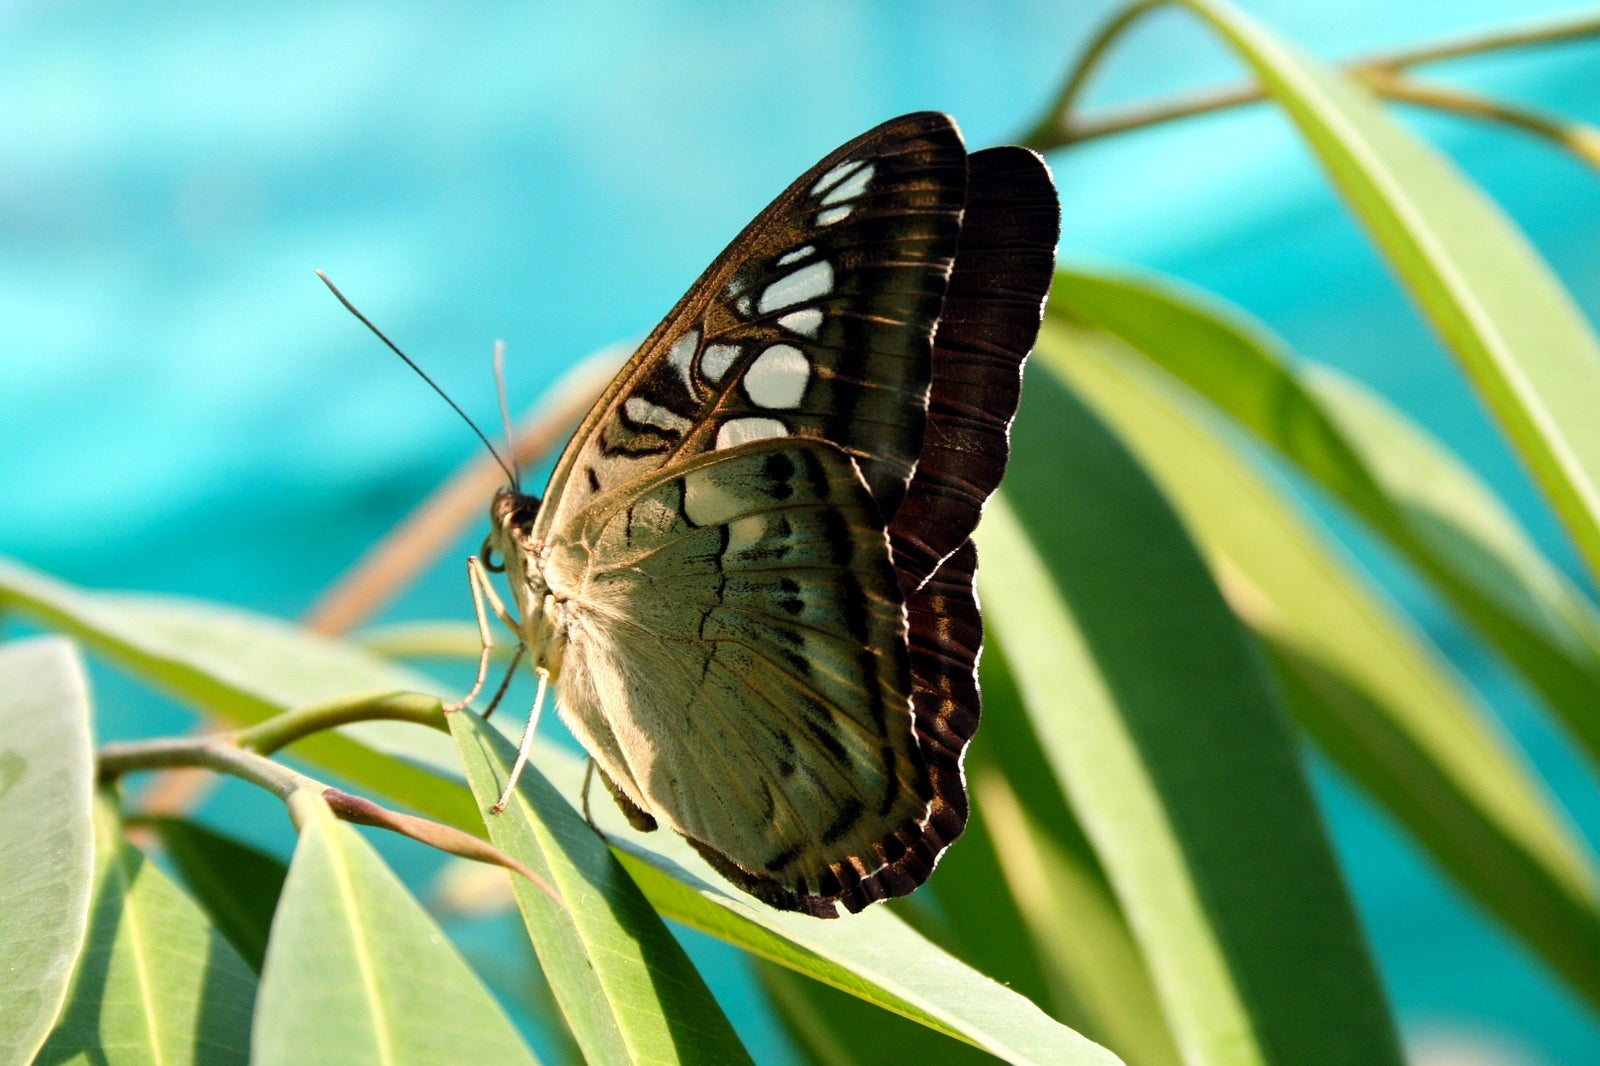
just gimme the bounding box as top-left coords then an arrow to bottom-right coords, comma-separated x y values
532,111 -> 968,539
519,113 -> 1059,915
543,439 -> 926,917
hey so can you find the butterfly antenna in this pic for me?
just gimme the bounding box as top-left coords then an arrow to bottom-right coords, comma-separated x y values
316,270 -> 519,488
492,339 -> 523,490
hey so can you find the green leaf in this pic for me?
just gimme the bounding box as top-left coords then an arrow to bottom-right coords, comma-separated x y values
526,747 -> 1125,1065
757,959 -> 1001,1066
449,711 -> 753,1066
0,638 -> 95,1066
1049,266 -> 1600,768
1168,0 -> 1600,583
252,792 -> 537,1066
981,366 -> 1403,1064
1038,318 -> 1600,1009
0,556 -> 475,828
137,818 -> 289,973
967,752 -> 1178,1066
36,793 -> 257,1065
940,645 -> 1180,1066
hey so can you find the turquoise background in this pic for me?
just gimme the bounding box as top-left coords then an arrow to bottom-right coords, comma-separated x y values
5,2 -> 1599,1061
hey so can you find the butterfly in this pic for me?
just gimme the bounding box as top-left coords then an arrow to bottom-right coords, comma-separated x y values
459,112 -> 1058,918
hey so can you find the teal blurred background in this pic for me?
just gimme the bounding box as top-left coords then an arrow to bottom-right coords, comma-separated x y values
4,2 -> 1599,1061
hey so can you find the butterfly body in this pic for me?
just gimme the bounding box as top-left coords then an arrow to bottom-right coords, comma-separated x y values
479,113 -> 1058,917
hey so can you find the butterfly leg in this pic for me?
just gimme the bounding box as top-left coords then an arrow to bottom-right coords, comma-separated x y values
481,643 -> 526,720
490,665 -> 549,813
580,757 -> 599,830
444,554 -> 522,712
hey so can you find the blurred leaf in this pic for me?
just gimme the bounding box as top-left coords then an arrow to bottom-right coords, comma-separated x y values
1041,319 -> 1600,1008
981,367 -> 1403,1064
923,680 -> 1058,1016
939,645 -> 1180,1066
37,793 -> 256,1065
450,711 -> 753,1066
355,620 -> 517,663
969,746 -> 1178,1066
1173,0 -> 1600,582
0,557 -> 475,827
252,793 -> 537,1066
137,818 -> 289,973
0,638 -> 95,1066
1050,266 -> 1600,766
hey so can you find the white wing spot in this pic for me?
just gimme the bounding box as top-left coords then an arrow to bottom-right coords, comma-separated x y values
683,467 -> 743,527
715,417 -> 788,450
624,396 -> 692,433
745,345 -> 809,409
702,344 -> 741,383
816,205 -> 852,226
777,244 -> 815,267
820,163 -> 874,205
727,515 -> 766,554
811,159 -> 867,198
667,328 -> 700,395
778,308 -> 823,337
758,260 -> 833,314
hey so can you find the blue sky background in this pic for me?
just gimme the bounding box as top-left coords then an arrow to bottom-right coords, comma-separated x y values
5,2 -> 1600,1061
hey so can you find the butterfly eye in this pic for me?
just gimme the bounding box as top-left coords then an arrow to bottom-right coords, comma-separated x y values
479,536 -> 505,574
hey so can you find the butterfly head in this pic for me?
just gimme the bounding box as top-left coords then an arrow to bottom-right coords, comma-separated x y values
482,486 -> 541,572
483,486 -> 569,678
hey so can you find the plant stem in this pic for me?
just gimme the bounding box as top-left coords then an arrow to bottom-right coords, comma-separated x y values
1024,7 -> 1600,151
100,691 -> 447,790
1358,69 -> 1600,172
1363,11 -> 1600,71
99,734 -> 313,798
1020,0 -> 1163,148
237,690 -> 448,755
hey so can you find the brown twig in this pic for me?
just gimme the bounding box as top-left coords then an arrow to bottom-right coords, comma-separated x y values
1358,68 -> 1600,172
1023,8 -> 1600,151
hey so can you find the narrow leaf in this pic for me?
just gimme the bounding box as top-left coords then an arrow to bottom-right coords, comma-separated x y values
523,746 -> 1126,1066
37,793 -> 256,1065
0,638 -> 95,1065
0,556 -> 474,827
1050,266 -> 1600,767
982,366 -> 1403,1064
1037,320 -> 1600,1010
757,960 -> 999,1066
252,792 -> 537,1066
137,817 -> 289,973
943,644 -> 1181,1066
450,711 -> 754,1066
1172,0 -> 1600,582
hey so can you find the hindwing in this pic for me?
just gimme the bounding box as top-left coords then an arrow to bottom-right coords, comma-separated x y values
544,439 -> 929,916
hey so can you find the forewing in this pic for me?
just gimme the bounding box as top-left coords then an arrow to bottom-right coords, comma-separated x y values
545,439 -> 934,917
534,112 -> 967,539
